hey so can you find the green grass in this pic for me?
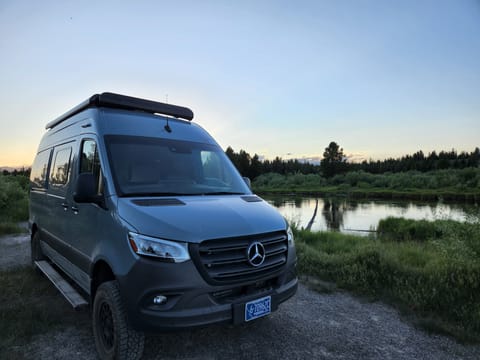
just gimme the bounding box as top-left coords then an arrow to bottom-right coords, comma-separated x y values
253,169 -> 480,202
0,222 -> 24,236
294,217 -> 480,342
0,174 -> 30,237
0,174 -> 29,224
0,267 -> 90,354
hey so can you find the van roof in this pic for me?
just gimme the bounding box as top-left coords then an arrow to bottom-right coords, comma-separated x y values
45,92 -> 194,130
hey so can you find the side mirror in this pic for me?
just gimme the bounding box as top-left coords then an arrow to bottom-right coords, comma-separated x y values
73,173 -> 103,205
243,177 -> 251,189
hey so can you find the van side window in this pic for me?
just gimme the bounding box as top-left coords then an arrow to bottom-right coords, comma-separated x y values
80,140 -> 103,194
30,149 -> 52,189
50,147 -> 72,187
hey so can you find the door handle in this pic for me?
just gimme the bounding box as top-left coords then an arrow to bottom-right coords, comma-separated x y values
71,206 -> 79,214
61,203 -> 69,211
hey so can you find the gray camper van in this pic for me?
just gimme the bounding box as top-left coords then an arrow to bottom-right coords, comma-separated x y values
29,93 -> 297,359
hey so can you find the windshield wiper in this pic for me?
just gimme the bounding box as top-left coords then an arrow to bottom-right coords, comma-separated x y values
121,191 -> 246,197
121,192 -> 193,197
200,192 -> 245,195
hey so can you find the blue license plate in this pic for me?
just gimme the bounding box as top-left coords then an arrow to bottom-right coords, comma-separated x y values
245,296 -> 271,322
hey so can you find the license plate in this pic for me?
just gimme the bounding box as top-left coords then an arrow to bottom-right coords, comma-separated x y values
245,296 -> 271,322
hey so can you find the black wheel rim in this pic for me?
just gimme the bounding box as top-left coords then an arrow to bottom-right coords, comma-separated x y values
98,301 -> 115,350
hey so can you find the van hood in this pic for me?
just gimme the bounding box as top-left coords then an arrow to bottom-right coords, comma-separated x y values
116,195 -> 286,243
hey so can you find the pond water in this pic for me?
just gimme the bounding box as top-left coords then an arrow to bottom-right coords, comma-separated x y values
264,196 -> 479,235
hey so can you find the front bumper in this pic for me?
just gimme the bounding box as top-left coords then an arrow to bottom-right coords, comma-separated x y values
117,255 -> 298,332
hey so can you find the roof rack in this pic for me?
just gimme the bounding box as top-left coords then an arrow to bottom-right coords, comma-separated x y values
45,92 -> 194,130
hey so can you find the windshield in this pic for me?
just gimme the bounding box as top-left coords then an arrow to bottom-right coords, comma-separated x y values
105,135 -> 251,196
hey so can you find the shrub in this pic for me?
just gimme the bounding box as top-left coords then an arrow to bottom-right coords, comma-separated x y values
295,217 -> 480,339
0,174 -> 29,223
377,217 -> 439,242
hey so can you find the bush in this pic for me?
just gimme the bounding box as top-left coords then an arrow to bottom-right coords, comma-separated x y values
295,217 -> 480,339
377,217 -> 439,242
253,172 -> 328,190
0,174 -> 29,223
253,168 -> 480,199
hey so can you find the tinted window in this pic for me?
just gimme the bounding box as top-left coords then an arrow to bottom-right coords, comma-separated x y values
30,149 -> 52,189
50,147 -> 72,186
105,135 -> 250,196
80,140 -> 103,194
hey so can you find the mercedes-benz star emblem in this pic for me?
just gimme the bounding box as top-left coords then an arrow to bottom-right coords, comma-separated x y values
247,242 -> 266,267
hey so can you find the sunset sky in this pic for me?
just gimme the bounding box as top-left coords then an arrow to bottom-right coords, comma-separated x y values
0,0 -> 479,167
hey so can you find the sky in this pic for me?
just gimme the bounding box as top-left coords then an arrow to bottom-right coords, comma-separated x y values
0,0 -> 479,167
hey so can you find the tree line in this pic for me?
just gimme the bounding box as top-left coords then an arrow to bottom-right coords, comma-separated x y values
1,168 -> 31,177
2,145 -> 479,180
350,148 -> 480,174
225,147 -> 317,180
226,144 -> 480,179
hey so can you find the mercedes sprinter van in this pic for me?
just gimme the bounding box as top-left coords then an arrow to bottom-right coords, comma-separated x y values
29,93 -> 297,359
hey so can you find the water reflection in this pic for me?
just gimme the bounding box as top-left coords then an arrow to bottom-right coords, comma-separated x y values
264,196 -> 478,235
322,199 -> 344,231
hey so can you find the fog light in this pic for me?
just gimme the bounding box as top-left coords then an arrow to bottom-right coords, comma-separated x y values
153,295 -> 167,305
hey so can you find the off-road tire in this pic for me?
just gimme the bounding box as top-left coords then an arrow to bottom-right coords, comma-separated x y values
31,231 -> 45,270
93,280 -> 145,360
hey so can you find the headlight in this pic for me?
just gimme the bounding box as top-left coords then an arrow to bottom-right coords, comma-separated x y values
287,226 -> 294,246
128,232 -> 190,263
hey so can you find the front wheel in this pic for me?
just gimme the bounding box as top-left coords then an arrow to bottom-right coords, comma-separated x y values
93,281 -> 145,360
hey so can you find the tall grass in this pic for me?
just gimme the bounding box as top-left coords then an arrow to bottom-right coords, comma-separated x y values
295,217 -> 480,340
0,174 -> 29,235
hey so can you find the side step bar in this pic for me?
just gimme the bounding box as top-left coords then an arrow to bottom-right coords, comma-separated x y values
35,260 -> 88,310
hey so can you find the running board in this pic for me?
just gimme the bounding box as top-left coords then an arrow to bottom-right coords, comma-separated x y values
35,260 -> 88,310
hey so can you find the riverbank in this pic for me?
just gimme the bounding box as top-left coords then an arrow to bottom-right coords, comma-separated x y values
255,186 -> 480,202
253,169 -> 480,203
295,217 -> 480,342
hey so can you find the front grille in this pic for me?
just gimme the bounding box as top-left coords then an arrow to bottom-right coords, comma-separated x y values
192,231 -> 288,284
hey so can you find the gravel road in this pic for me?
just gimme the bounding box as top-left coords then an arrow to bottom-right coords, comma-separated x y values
2,233 -> 480,360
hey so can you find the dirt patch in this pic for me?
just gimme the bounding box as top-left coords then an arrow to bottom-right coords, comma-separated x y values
0,232 -> 30,270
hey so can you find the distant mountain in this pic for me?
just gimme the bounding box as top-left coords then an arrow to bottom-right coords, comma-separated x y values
296,157 -> 321,166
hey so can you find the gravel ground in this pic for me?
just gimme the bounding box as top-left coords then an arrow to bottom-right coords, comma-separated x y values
1,231 -> 30,270
2,233 -> 480,360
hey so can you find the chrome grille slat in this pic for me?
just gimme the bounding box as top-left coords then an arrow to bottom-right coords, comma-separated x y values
195,231 -> 288,283
213,258 -> 286,279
